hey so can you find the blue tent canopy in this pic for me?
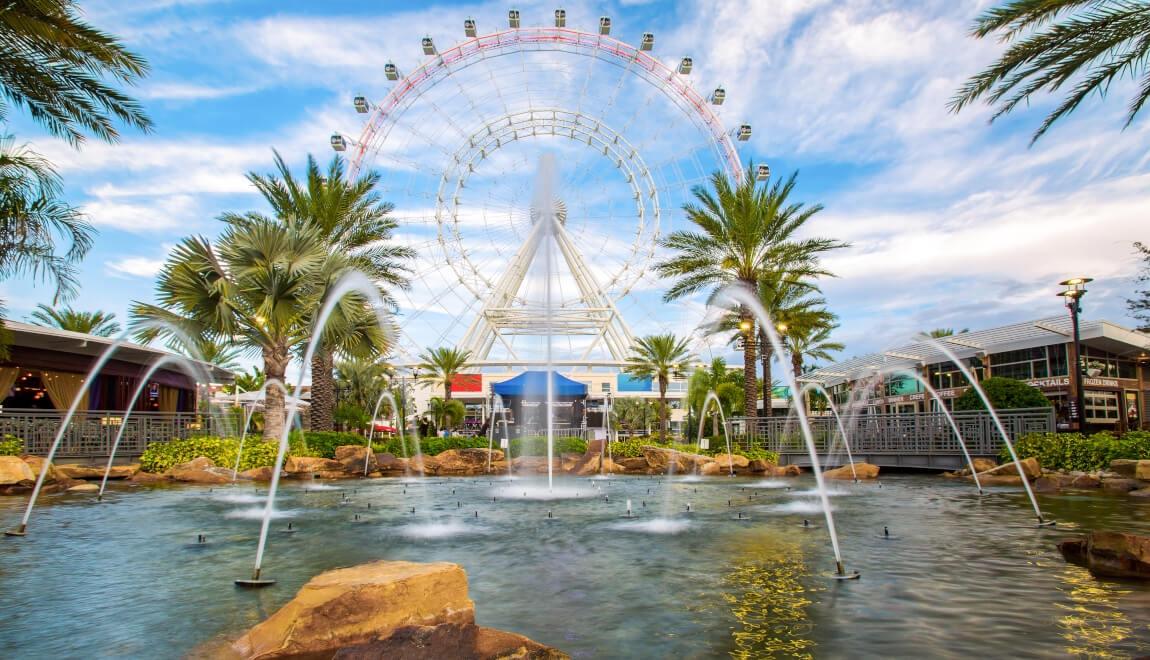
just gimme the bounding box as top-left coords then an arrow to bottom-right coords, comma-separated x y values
492,371 -> 587,398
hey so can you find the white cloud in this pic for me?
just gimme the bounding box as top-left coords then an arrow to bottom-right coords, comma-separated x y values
140,82 -> 257,101
106,256 -> 166,278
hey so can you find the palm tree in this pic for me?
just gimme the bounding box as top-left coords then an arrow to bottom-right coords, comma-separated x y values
244,152 -> 414,432
610,397 -> 659,435
27,303 -> 119,336
624,333 -> 693,439
227,367 -> 265,395
335,357 -> 391,416
784,317 -> 844,378
183,336 -> 242,371
656,165 -> 845,420
130,217 -> 339,441
0,0 -> 152,146
416,347 -> 473,400
950,1 -> 1150,143
686,357 -> 742,438
0,138 -> 91,302
427,397 -> 465,434
926,328 -> 970,338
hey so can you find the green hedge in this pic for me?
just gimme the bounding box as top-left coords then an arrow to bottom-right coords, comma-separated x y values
954,377 -> 1051,411
508,436 -> 587,458
0,434 -> 23,456
139,436 -> 281,473
1003,431 -> 1150,472
295,431 -> 366,459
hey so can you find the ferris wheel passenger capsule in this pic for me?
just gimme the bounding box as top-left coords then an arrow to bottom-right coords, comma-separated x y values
737,124 -> 752,141
353,96 -> 369,113
678,57 -> 693,74
599,17 -> 611,35
711,87 -> 726,104
640,32 -> 654,50
422,37 -> 437,56
756,164 -> 771,181
555,9 -> 566,27
509,9 -> 520,28
464,18 -> 477,37
330,133 -> 347,152
384,62 -> 400,81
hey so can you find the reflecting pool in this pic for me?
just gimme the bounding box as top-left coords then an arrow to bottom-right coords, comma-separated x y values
2,475 -> 1149,658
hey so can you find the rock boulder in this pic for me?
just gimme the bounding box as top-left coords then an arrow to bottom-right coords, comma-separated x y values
333,623 -> 568,660
983,457 -> 1041,480
170,466 -> 234,484
1109,459 -> 1140,478
232,561 -> 476,659
823,463 -> 880,480
240,466 -> 274,481
1058,531 -> 1150,580
284,456 -> 345,475
1102,478 -> 1143,493
714,454 -> 750,471
334,446 -> 376,474
57,463 -> 139,480
66,482 -> 99,493
435,449 -> 502,475
0,456 -> 35,485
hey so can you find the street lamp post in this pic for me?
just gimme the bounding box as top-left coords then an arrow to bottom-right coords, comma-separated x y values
1058,277 -> 1092,432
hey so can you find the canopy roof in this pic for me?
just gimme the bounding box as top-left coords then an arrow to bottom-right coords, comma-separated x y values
492,370 -> 588,398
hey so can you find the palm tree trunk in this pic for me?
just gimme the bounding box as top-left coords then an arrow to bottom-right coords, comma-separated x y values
792,352 -> 802,378
445,381 -> 452,401
759,329 -> 774,418
659,378 -> 669,440
712,411 -> 719,438
741,307 -> 757,420
262,344 -> 291,442
308,348 -> 335,432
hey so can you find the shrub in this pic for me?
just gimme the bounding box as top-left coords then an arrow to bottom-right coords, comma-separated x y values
298,431 -> 366,459
139,435 -> 281,473
1003,431 -> 1150,472
0,434 -> 23,456
509,435 -> 587,457
953,377 -> 1051,411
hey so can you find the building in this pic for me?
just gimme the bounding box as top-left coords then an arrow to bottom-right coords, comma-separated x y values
799,317 -> 1150,431
1,320 -> 231,413
406,369 -> 691,436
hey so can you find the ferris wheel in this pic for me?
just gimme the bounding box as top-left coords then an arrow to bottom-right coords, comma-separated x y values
331,9 -> 762,368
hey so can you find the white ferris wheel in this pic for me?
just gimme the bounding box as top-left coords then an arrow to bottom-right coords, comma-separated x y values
331,9 -> 764,369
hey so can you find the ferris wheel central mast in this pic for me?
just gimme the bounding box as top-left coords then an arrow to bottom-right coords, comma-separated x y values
457,197 -> 636,367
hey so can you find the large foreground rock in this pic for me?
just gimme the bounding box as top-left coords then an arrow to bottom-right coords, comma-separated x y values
334,445 -> 376,474
333,623 -> 567,660
823,462 -> 880,480
1108,460 -> 1150,480
435,448 -> 503,475
1058,531 -> 1150,580
57,463 -> 139,480
641,446 -> 711,473
0,456 -> 35,485
166,457 -> 233,484
231,560 -> 563,659
284,456 -> 345,475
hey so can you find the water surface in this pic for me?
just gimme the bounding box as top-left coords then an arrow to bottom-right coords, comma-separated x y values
2,475 -> 1149,658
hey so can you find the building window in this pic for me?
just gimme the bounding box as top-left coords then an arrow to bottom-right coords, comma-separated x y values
989,346 -> 1052,380
601,382 -> 611,393
1081,347 -> 1137,380
927,361 -> 981,389
1084,390 -> 1120,423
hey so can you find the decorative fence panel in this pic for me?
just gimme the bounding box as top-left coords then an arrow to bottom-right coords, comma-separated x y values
0,409 -> 235,458
735,408 -> 1055,458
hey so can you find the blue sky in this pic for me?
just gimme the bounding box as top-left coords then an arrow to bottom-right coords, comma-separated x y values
3,0 -> 1149,373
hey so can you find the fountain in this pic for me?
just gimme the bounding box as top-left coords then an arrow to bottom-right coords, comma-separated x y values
364,389 -> 403,477
884,368 -> 984,494
797,383 -> 858,481
96,354 -> 213,500
238,271 -> 396,586
720,285 -> 858,579
696,390 -> 735,476
917,336 -> 1051,525
232,379 -> 289,481
6,320 -> 216,537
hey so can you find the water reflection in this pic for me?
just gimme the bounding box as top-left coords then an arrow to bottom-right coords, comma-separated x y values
724,535 -> 822,658
1057,563 -> 1141,658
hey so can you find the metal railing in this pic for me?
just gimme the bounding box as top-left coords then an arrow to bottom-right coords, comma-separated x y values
734,407 -> 1055,457
0,409 -> 239,459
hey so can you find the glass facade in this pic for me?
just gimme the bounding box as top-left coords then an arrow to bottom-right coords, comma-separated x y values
988,345 -> 1068,380
926,360 -> 983,390
1081,346 -> 1137,379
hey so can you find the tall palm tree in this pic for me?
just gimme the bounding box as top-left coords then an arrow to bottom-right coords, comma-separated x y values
0,138 -> 91,302
950,1 -> 1150,143
335,357 -> 391,416
130,217 -> 342,441
0,0 -> 152,146
244,151 -> 414,432
416,347 -> 473,400
182,336 -> 242,371
784,316 -> 844,378
27,303 -> 119,336
610,397 -> 659,435
656,165 -> 845,420
687,357 -> 742,438
624,333 -> 693,439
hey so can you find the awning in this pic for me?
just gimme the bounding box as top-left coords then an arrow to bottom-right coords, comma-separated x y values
492,371 -> 587,398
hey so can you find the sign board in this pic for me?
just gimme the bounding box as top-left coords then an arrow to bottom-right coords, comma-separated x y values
699,438 -> 710,450
499,438 -> 509,449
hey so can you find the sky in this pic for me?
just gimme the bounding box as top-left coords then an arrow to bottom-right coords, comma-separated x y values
3,0 -> 1149,375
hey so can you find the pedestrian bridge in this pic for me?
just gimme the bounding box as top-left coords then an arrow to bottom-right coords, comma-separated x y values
735,408 -> 1055,471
